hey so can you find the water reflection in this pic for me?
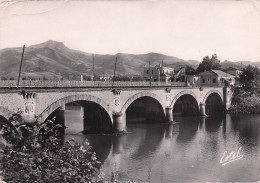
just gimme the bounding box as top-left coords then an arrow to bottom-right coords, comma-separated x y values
205,115 -> 223,132
131,124 -> 165,160
63,109 -> 260,182
175,116 -> 200,143
164,124 -> 173,139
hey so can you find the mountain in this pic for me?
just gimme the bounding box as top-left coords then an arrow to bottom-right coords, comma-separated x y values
0,40 -> 259,80
221,60 -> 260,70
0,40 -> 199,80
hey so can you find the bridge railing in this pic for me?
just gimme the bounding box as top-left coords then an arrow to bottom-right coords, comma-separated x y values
0,80 -> 188,88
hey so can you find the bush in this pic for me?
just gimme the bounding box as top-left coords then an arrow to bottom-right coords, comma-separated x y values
0,114 -> 102,183
228,87 -> 260,114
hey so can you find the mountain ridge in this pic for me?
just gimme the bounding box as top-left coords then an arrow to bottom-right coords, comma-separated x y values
0,40 -> 259,80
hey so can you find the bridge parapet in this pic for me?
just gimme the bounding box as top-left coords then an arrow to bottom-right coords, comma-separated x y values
0,80 -> 186,88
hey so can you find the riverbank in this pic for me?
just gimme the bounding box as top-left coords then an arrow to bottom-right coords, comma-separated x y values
228,88 -> 260,114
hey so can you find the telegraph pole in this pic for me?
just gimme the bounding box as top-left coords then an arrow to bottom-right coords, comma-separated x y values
17,45 -> 25,88
149,60 -> 151,87
210,72 -> 211,87
112,57 -> 117,88
93,54 -> 95,86
197,72 -> 199,87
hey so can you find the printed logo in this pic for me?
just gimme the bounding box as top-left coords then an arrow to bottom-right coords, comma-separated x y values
220,147 -> 243,166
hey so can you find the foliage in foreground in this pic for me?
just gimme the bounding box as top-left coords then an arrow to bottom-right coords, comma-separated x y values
229,66 -> 260,114
0,114 -> 102,183
228,91 -> 260,114
239,65 -> 260,93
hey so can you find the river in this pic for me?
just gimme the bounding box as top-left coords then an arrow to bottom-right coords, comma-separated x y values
63,105 -> 260,183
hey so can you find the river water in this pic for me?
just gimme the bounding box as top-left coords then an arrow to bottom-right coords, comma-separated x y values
63,106 -> 260,183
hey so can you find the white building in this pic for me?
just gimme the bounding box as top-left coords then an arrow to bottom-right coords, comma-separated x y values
222,67 -> 242,86
143,64 -> 174,82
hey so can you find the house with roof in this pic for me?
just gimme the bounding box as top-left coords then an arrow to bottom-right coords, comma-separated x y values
186,75 -> 199,86
199,69 -> 235,86
143,64 -> 174,83
222,67 -> 242,77
171,67 -> 186,82
222,67 -> 242,86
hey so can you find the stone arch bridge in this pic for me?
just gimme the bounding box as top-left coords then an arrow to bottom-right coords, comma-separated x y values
0,86 -> 232,131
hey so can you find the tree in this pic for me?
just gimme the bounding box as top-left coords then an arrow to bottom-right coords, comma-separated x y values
185,65 -> 197,75
239,65 -> 260,91
197,54 -> 221,73
0,114 -> 102,183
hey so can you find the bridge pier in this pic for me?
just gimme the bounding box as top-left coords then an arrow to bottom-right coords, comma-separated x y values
112,136 -> 124,154
56,104 -> 65,126
199,103 -> 206,116
165,107 -> 173,123
165,124 -> 173,138
223,86 -> 232,110
112,112 -> 126,132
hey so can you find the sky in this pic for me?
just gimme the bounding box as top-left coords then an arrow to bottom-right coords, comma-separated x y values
0,0 -> 260,62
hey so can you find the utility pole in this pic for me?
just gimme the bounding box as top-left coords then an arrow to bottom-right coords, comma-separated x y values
93,54 -> 95,86
158,69 -> 161,83
17,45 -> 25,88
210,72 -> 211,87
112,57 -> 117,88
149,60 -> 151,87
160,60 -> 163,83
197,72 -> 200,87
225,70 -> 228,86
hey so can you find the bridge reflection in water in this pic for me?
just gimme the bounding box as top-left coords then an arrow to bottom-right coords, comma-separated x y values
42,91 -> 226,134
62,107 -> 260,182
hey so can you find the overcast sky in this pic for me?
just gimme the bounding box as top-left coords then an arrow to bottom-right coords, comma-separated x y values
0,0 -> 260,62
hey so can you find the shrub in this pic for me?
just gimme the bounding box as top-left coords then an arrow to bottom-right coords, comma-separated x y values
0,114 -> 102,183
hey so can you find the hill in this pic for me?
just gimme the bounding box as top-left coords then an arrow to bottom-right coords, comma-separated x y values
221,60 -> 260,70
0,40 -> 259,80
0,40 -> 199,80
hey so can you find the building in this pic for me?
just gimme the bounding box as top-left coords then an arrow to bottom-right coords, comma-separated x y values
222,67 -> 242,86
171,67 -> 186,82
222,67 -> 242,77
143,64 -> 174,83
186,75 -> 199,86
199,69 -> 235,86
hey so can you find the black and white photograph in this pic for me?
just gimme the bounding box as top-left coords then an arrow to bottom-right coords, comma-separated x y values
0,0 -> 260,182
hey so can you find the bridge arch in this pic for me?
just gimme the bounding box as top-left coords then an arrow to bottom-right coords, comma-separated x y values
202,89 -> 223,104
0,107 -> 12,121
203,90 -> 224,114
37,94 -> 113,123
120,91 -> 166,115
170,90 -> 199,109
